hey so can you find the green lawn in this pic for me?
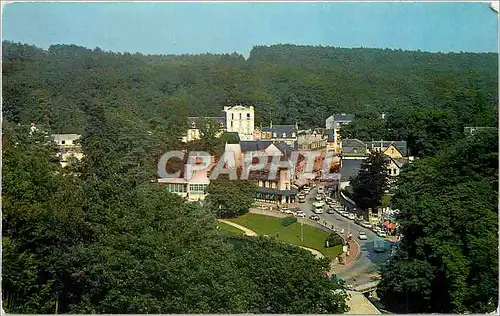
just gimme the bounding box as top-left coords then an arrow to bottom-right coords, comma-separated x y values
217,221 -> 245,236
228,214 -> 342,259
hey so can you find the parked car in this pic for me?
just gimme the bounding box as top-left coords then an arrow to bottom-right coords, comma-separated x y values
341,211 -> 349,217
315,195 -> 323,201
361,221 -> 373,229
327,207 -> 336,214
284,209 -> 294,214
309,214 -> 320,221
280,206 -> 290,213
359,232 -> 368,240
377,231 -> 387,238
296,212 -> 306,218
354,218 -> 363,225
347,213 -> 356,220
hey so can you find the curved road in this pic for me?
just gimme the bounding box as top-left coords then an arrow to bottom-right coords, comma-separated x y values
297,186 -> 393,287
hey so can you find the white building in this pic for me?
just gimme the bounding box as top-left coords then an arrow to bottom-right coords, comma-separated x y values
52,134 -> 83,168
325,113 -> 355,153
223,105 -> 255,141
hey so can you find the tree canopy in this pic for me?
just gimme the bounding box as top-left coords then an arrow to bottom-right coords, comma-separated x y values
377,129 -> 498,313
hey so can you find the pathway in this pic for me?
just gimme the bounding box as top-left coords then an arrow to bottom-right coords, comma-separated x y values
218,219 -> 257,236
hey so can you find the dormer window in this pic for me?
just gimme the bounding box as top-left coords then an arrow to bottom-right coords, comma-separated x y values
191,121 -> 196,128
273,133 -> 277,138
282,133 -> 286,138
220,122 -> 224,128
292,132 -> 296,138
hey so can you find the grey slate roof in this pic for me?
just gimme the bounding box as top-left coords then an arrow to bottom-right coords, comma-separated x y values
340,159 -> 363,182
342,139 -> 367,155
261,125 -> 297,138
187,116 -> 226,129
327,129 -> 335,142
240,140 -> 273,152
333,114 -> 355,122
366,140 -> 408,156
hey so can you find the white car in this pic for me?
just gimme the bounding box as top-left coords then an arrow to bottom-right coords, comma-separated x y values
359,232 -> 368,240
284,209 -> 294,214
377,231 -> 387,238
361,221 -> 373,229
295,212 -> 306,218
347,213 -> 356,220
315,195 -> 323,201
341,211 -> 349,217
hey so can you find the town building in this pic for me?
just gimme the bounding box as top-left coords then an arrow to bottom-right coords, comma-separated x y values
184,116 -> 226,143
158,152 -> 216,202
227,140 -> 304,204
183,105 -> 255,142
52,134 -> 83,168
223,105 -> 255,141
255,123 -> 298,147
325,113 -> 355,152
297,129 -> 327,150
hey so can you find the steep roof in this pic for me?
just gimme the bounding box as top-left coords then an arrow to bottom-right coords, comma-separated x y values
240,140 -> 273,152
187,116 -> 226,129
327,129 -> 335,142
261,125 -> 297,138
366,140 -> 408,156
340,159 -> 363,182
333,114 -> 355,122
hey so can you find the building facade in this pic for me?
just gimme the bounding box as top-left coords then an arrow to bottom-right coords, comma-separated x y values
52,134 -> 83,168
297,130 -> 327,150
184,117 -> 226,143
325,113 -> 355,153
223,105 -> 255,141
256,123 -> 298,147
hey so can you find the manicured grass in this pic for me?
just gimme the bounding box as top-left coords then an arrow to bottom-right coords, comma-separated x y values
228,214 -> 343,259
217,221 -> 245,236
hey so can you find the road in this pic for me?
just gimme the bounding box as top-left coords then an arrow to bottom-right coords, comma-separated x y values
296,185 -> 393,287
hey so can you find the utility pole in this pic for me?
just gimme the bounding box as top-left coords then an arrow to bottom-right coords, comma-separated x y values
301,221 -> 304,242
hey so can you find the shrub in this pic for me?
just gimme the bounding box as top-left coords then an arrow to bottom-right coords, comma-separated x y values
324,233 -> 343,248
281,216 -> 297,227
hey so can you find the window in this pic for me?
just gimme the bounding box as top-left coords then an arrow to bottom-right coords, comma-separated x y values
231,121 -> 233,127
393,168 -> 397,175
239,113 -> 242,120
291,132 -> 296,138
231,113 -> 234,120
191,121 -> 196,128
271,182 -> 276,189
388,169 -> 392,175
189,184 -> 208,193
259,180 -> 263,187
391,148 -> 395,154
282,133 -> 286,138
247,113 -> 251,120
220,122 -> 224,128
273,133 -> 277,138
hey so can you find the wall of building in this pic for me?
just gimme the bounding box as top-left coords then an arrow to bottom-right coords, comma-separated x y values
224,106 -> 255,141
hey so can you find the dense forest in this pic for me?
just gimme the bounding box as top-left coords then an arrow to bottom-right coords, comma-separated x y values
3,41 -> 498,139
2,41 -> 499,313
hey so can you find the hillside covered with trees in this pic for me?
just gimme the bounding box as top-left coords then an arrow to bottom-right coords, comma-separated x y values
3,41 -> 498,141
